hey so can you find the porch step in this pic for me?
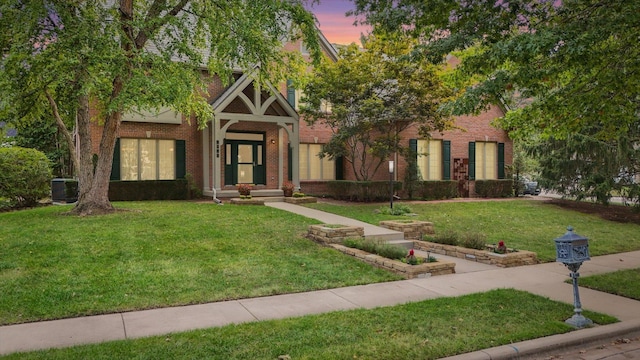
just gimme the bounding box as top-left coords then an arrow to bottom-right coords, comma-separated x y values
385,239 -> 415,250
213,189 -> 285,198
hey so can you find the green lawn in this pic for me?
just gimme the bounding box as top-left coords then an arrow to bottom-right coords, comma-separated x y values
0,289 -> 618,360
0,202 -> 399,325
306,200 -> 640,262
579,268 -> 640,300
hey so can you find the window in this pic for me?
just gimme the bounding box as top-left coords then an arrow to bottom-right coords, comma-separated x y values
417,139 -> 443,180
120,139 -> 175,180
300,41 -> 309,55
299,144 -> 335,180
475,141 -> 497,180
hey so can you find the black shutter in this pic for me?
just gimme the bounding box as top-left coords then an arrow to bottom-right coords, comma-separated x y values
468,142 -> 476,180
498,142 -> 505,179
443,140 -> 451,180
176,140 -> 186,179
110,138 -> 120,180
286,79 -> 295,108
335,156 -> 344,180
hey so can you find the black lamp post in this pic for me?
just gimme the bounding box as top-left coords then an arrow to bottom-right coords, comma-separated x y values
555,226 -> 592,328
389,160 -> 394,209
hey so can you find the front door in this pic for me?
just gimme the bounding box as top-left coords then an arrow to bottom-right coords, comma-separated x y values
225,140 -> 266,185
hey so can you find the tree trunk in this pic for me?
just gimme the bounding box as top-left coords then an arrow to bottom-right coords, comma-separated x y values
70,95 -> 117,215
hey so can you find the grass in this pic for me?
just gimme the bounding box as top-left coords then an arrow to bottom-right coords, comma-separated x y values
0,289 -> 618,360
0,202 -> 400,325
579,268 -> 640,300
306,200 -> 640,262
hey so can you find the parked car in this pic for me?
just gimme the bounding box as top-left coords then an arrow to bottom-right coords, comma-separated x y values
521,177 -> 541,196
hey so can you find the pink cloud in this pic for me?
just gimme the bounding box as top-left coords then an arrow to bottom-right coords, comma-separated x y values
308,0 -> 371,45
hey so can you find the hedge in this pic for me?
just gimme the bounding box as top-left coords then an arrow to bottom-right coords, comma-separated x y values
475,179 -> 514,198
413,180 -> 459,200
326,180 -> 402,202
108,180 -> 189,201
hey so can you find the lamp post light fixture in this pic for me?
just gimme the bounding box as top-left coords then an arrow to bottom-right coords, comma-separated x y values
555,226 -> 593,328
389,160 -> 394,209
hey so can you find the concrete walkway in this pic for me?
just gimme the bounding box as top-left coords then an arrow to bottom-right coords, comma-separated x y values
3,202 -> 640,358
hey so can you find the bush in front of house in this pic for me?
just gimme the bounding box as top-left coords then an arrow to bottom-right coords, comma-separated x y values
327,180 -> 402,202
414,180 -> 459,200
108,179 -> 189,201
475,179 -> 514,198
0,146 -> 52,208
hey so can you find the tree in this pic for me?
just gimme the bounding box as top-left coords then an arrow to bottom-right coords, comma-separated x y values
300,32 -> 453,181
0,0 -> 321,215
351,0 -> 640,205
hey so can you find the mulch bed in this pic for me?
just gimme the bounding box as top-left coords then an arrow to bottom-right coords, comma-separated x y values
545,198 -> 640,225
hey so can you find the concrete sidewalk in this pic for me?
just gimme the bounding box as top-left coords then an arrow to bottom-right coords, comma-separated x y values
3,203 -> 640,358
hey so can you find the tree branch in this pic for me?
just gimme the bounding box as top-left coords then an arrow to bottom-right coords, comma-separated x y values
45,89 -> 78,176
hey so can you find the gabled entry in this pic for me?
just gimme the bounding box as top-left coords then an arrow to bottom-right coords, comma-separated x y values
203,70 -> 300,196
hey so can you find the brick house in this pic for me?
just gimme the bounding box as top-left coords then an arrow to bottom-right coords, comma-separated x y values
94,30 -> 511,199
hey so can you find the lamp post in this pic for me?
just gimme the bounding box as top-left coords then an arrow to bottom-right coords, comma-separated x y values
555,226 -> 592,328
389,160 -> 394,209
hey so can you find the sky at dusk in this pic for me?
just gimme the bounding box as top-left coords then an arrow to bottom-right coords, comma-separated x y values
306,0 -> 372,45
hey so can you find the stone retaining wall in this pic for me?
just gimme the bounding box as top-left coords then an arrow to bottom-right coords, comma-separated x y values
413,240 -> 538,267
284,196 -> 317,204
379,220 -> 435,239
307,225 -> 364,244
329,244 -> 456,279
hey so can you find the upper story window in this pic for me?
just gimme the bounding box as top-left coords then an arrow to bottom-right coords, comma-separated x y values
300,42 -> 309,55
122,107 -> 182,124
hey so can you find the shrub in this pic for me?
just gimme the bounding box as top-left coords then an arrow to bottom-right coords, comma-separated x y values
0,147 -> 52,208
426,230 -> 459,246
108,180 -> 189,201
460,232 -> 487,250
475,179 -> 514,198
377,203 -> 413,216
327,180 -> 402,202
343,238 -> 407,261
414,180 -> 459,200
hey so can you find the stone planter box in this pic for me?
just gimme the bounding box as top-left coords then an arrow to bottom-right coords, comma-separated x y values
229,198 -> 265,205
413,240 -> 538,268
307,224 -> 364,244
379,220 -> 434,239
285,196 -> 317,204
329,244 -> 455,279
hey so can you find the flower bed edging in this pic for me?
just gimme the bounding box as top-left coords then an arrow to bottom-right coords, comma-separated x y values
329,243 -> 456,279
284,196 -> 317,204
229,198 -> 265,205
413,240 -> 538,268
307,224 -> 364,244
379,220 -> 435,239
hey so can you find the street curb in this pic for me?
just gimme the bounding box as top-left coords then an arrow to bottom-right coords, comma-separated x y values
440,319 -> 640,359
